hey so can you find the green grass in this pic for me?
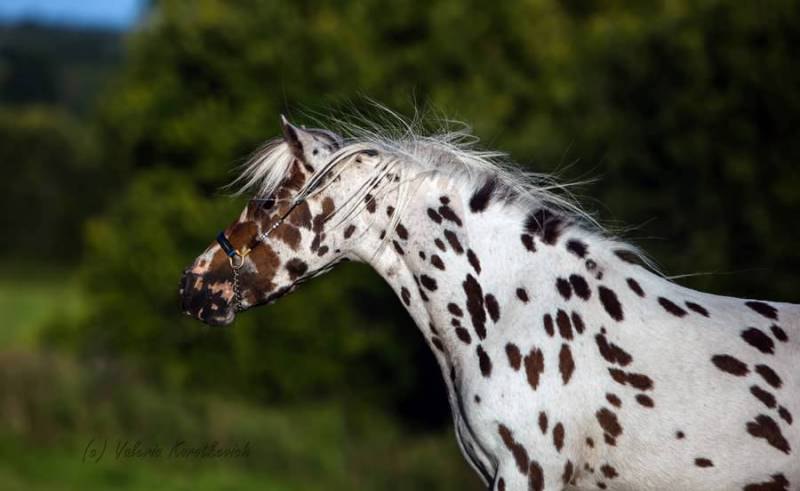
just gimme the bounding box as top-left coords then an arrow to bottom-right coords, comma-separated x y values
0,264 -> 85,347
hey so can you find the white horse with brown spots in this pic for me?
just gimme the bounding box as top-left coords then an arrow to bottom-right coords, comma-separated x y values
181,115 -> 799,490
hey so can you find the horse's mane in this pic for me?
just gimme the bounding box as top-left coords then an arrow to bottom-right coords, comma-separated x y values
229,106 -> 659,271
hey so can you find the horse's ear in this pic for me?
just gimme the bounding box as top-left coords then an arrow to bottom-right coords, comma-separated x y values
280,115 -> 342,170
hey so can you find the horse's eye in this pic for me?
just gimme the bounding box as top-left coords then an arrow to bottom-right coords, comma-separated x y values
262,198 -> 275,210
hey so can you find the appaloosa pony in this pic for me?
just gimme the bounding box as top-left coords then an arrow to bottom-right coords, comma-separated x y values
181,116 -> 799,490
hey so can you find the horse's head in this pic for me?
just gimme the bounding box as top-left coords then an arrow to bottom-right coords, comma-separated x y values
180,117 -> 366,326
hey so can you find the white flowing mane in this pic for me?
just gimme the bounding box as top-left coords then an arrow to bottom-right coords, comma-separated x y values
231,111 -> 657,270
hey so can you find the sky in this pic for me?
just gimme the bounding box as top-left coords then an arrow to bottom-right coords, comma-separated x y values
0,0 -> 146,29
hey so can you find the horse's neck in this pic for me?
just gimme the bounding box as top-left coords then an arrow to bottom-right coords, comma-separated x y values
350,177 -> 600,362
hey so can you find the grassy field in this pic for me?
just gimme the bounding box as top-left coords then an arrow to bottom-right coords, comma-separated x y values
0,266 -> 480,491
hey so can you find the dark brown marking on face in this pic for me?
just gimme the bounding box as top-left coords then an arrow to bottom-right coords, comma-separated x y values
427,208 -> 442,224
553,422 -> 565,452
626,278 -> 645,297
562,460 -> 574,485
694,458 -> 713,468
528,461 -> 544,491
571,312 -> 585,334
742,327 -> 775,354
559,344 -> 575,384
596,408 -> 623,439
543,314 -> 555,337
431,336 -> 445,353
521,233 -> 535,252
711,354 -> 749,376
636,394 -> 654,408
506,343 -> 521,370
288,201 -> 312,229
463,274 -> 487,340
395,223 -> 408,240
658,297 -> 687,317
566,239 -> 588,258
524,347 -> 545,390
516,288 -> 529,303
438,205 -> 462,226
778,407 -> 792,424
606,393 -> 621,407
364,194 -> 376,213
400,287 -> 410,306
444,230 -> 464,254
569,274 -> 591,300
455,327 -> 472,344
498,424 -> 529,474
595,333 -> 633,366
343,224 -> 356,239
470,176 -> 497,213
241,242 -> 281,301
685,301 -> 709,317
430,254 -> 445,270
598,286 -> 624,322
746,301 -> 778,320
770,324 -> 788,342
467,249 -> 481,274
746,414 -> 791,454
525,209 -> 563,245
285,258 -> 308,280
434,238 -> 446,252
755,364 -> 782,388
556,309 -> 573,340
485,294 -> 500,322
751,385 -> 777,408
556,278 -> 572,300
600,464 -> 618,479
743,474 -> 789,491
538,412 -> 548,434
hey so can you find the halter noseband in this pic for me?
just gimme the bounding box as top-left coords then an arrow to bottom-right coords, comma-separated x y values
215,203 -> 293,313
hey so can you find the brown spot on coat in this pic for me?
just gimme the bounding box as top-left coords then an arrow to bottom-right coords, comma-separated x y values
556,278 -> 572,300
571,311 -> 585,334
747,414 -> 791,454
595,333 -> 633,366
755,364 -> 782,388
556,310 -> 573,340
516,288 -> 529,303
467,249 -> 481,274
364,194 -> 376,213
626,278 -> 645,297
420,274 -> 437,291
686,301 -> 709,317
553,422 -> 565,452
395,223 -> 409,240
600,464 -> 618,479
447,303 -> 463,317
770,324 -> 788,342
559,344 -> 575,384
288,201 -> 312,229
598,286 -> 624,321
498,424 -> 529,474
525,209 -> 563,245
455,326 -> 472,344
751,385 -> 777,408
569,274 -> 591,300
524,348 -> 545,390
742,327 -> 775,354
711,354 -> 749,376
566,239 -> 587,258
477,345 -> 492,377
444,230 -> 464,254
400,287 -> 410,306
658,297 -> 687,317
463,274 -> 487,340
470,176 -> 497,213
485,294 -> 500,322
285,258 -> 308,280
430,254 -> 445,270
528,461 -> 544,491
562,460 -> 574,485
636,394 -> 654,408
743,474 -> 789,491
427,208 -> 442,223
606,393 -> 621,407
596,408 -> 623,439
746,301 -> 778,320
438,205 -> 462,226
273,223 -> 301,250
538,412 -> 548,434
343,224 -> 356,238
521,233 -> 535,252
506,343 -> 521,370
543,314 -> 555,336
778,407 -> 793,425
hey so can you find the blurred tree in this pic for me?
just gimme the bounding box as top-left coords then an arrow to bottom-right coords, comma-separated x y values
52,0 -> 799,427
